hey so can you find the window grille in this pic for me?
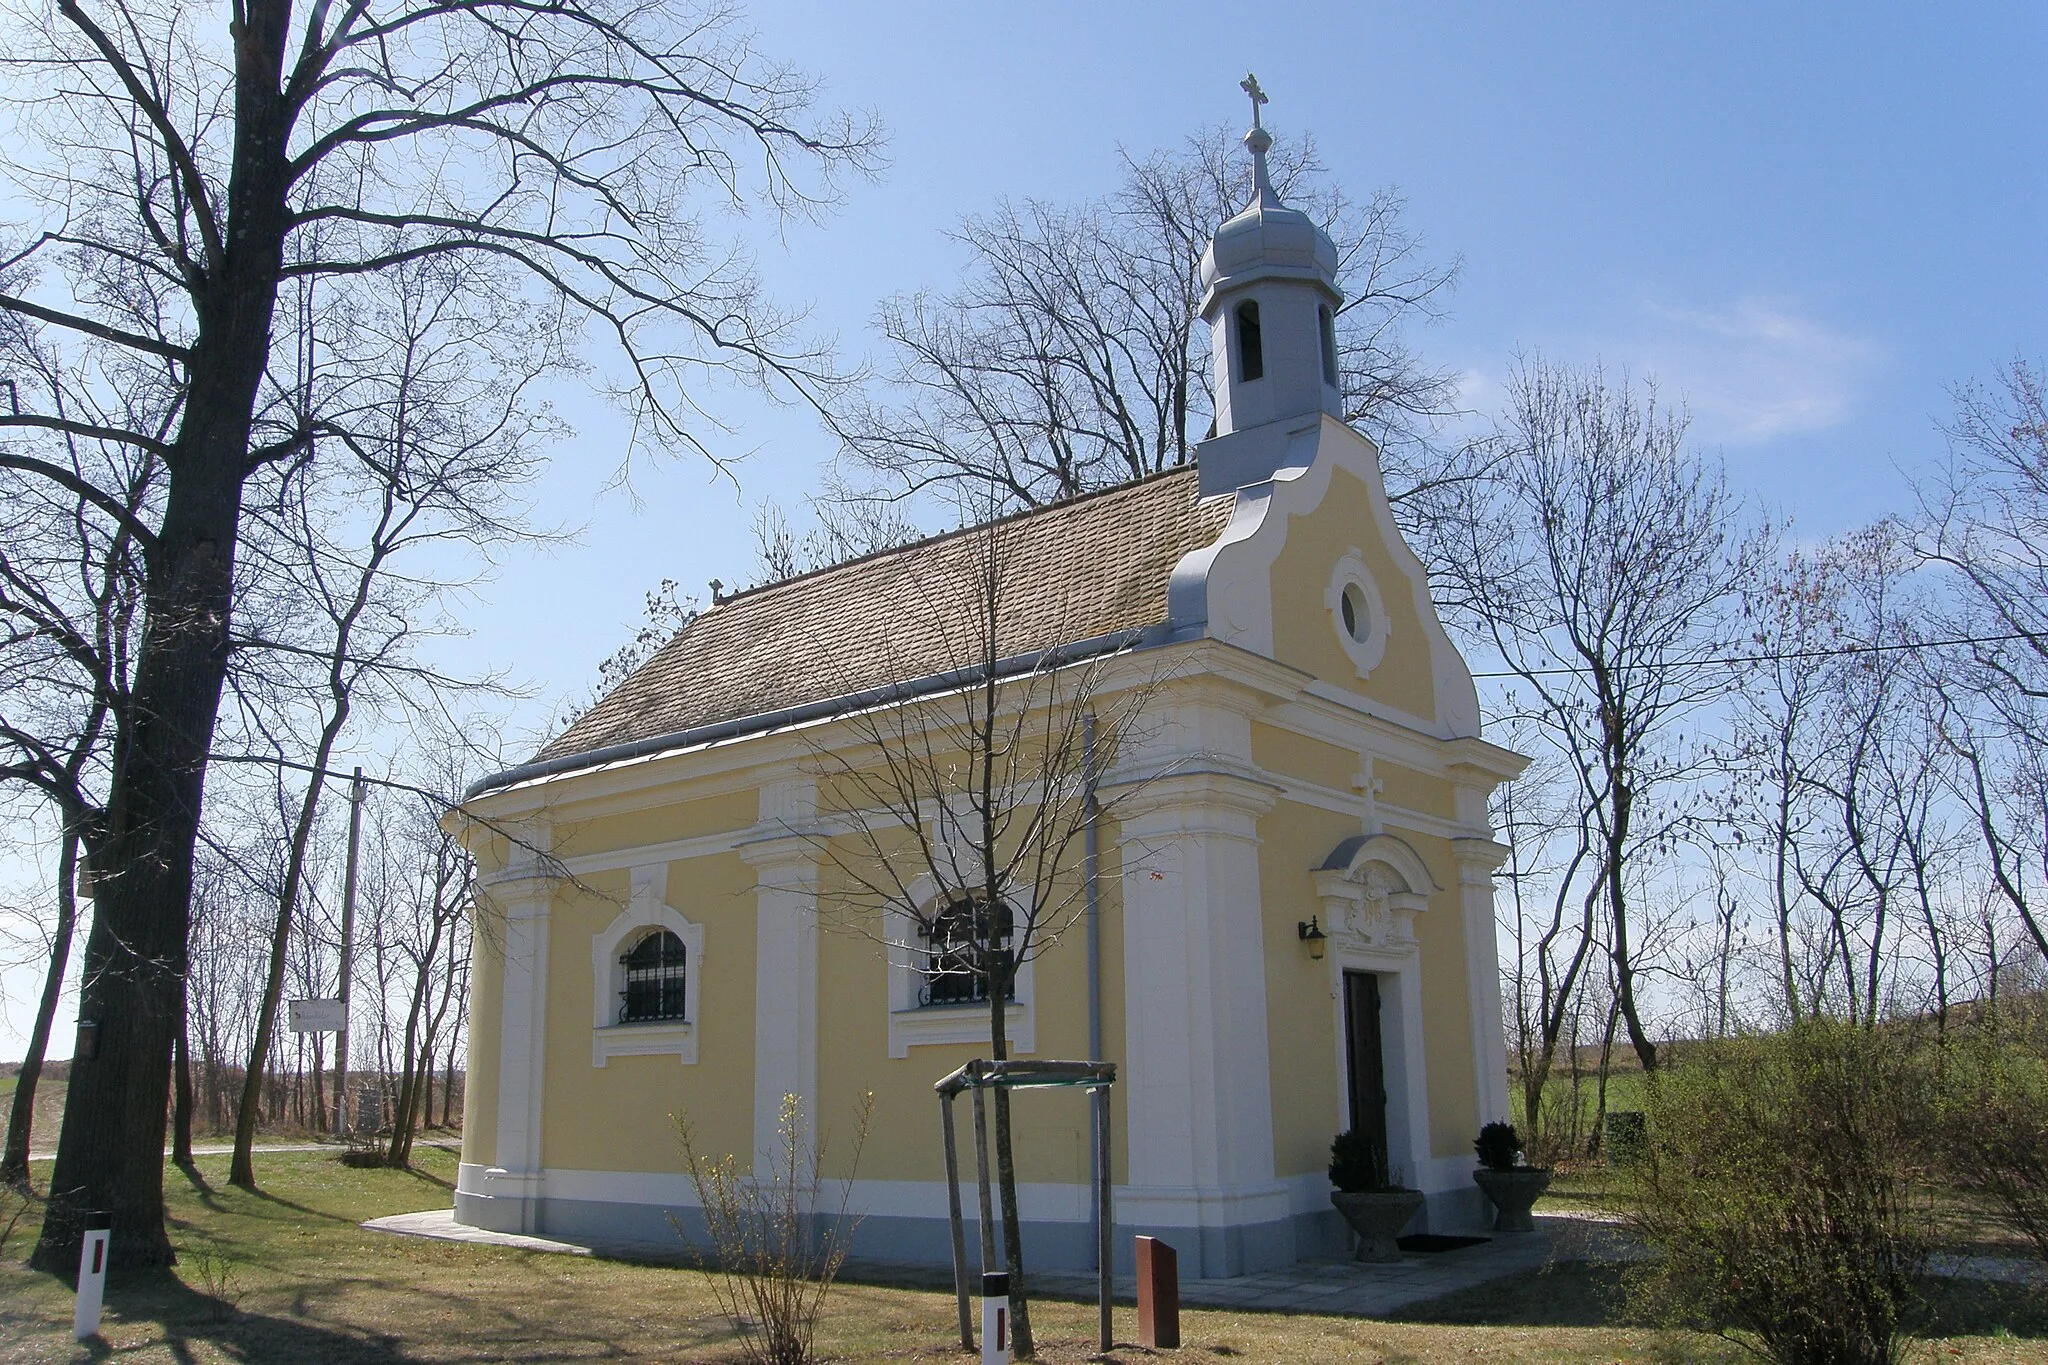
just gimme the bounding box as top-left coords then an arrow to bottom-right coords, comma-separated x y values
918,897 -> 1016,1008
620,929 -> 688,1023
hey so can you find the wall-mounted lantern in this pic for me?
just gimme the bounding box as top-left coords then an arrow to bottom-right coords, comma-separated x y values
1297,916 -> 1327,961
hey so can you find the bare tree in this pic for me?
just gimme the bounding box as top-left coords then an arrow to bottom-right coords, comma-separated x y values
1758,525 -> 1952,1026
222,248 -> 549,1188
1447,359 -> 1766,1073
1495,742 -> 1604,1153
365,752 -> 475,1169
1,0 -> 878,1267
824,124 -> 1470,540
0,343 -> 157,1186
1916,359 -> 2048,966
750,495 -> 918,586
1724,542 -> 1841,1020
801,516 -> 1165,1360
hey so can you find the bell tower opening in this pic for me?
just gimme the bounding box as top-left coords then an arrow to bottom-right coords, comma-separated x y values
1236,301 -> 1265,382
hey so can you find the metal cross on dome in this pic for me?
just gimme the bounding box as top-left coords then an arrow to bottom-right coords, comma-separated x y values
1240,72 -> 1268,131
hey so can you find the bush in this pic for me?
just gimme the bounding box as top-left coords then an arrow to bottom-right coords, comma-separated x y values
1474,1121 -> 1524,1171
675,1092 -> 873,1365
1328,1127 -> 1396,1192
1618,1020 -> 1934,1365
1936,1019 -> 2048,1261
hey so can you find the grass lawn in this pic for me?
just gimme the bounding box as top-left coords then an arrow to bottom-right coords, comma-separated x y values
1,1149 -> 2043,1363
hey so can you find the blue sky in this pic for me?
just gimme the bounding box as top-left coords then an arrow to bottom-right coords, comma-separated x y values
3,5 -> 2043,1057
454,2 -> 2046,751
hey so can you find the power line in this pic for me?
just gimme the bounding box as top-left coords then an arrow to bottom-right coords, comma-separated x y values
1470,630 -> 2040,680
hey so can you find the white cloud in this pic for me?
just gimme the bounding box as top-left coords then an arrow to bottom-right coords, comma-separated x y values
1625,296 -> 1885,445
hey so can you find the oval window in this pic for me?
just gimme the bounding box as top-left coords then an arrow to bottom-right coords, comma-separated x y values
1341,583 -> 1370,643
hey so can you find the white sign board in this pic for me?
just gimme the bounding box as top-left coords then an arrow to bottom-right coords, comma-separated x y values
288,997 -> 347,1033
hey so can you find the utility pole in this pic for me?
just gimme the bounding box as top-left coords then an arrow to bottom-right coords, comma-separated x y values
333,767 -> 366,1135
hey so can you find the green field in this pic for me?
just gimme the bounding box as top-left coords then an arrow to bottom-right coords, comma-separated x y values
0,1069 -> 68,1154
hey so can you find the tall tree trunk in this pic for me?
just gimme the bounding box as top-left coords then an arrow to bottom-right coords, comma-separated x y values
231,711 -> 353,1185
32,453 -> 253,1272
28,0 -> 295,1262
1,828 -> 83,1187
989,970 -> 1032,1358
386,925 -> 444,1169
171,980 -> 194,1166
1603,771 -> 1658,1072
29,0 -> 302,1269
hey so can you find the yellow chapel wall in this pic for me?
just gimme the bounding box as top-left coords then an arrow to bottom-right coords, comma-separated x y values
537,851 -> 760,1174
461,778 -> 1133,1189
1253,781 -> 1482,1175
1266,464 -> 1438,724
809,824 -> 1123,1188
1251,449 -> 1490,1170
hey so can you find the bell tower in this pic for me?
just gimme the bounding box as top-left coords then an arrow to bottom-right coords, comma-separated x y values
1199,75 -> 1345,439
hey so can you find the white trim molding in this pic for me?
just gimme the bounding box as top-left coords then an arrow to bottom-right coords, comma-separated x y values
477,828 -> 555,1235
741,777 -> 823,1176
1452,836 -> 1515,1130
590,862 -> 704,1068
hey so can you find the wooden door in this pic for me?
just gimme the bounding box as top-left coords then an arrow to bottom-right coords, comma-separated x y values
1343,971 -> 1389,1165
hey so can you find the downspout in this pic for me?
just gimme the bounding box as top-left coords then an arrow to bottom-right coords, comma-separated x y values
1083,711 -> 1103,1264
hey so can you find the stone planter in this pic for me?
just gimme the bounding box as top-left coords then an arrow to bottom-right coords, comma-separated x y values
1473,1166 -> 1552,1232
1329,1189 -> 1425,1262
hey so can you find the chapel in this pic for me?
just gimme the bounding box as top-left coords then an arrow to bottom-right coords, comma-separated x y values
452,92 -> 1526,1278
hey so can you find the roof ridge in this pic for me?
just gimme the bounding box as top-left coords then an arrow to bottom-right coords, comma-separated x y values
714,464 -> 1202,609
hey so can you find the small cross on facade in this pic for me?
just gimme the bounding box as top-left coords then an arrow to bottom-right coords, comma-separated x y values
1240,73 -> 1268,130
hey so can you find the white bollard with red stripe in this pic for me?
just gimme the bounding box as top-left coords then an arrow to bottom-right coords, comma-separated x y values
980,1270 -> 1011,1364
74,1212 -> 111,1341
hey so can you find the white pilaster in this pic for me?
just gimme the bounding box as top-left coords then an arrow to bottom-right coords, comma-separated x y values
1115,725 -> 1288,1275
482,865 -> 554,1234
1451,837 -> 1513,1129
739,777 -> 822,1174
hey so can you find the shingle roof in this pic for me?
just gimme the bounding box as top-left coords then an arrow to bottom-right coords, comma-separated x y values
538,468 -> 1232,764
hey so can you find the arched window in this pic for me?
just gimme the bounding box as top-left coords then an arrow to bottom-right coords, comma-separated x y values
620,929 -> 688,1023
1235,300 -> 1264,382
919,896 -> 1015,1007
1319,305 -> 1339,388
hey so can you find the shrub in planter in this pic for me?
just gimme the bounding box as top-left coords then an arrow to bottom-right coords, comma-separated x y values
1619,1020 -> 1934,1365
1474,1121 -> 1523,1171
1472,1121 -> 1550,1231
1327,1128 -> 1421,1262
1329,1126 -> 1393,1193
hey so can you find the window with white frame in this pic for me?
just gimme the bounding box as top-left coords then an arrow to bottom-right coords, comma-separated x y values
1326,550 -> 1391,677
591,864 -> 703,1067
886,882 -> 1034,1058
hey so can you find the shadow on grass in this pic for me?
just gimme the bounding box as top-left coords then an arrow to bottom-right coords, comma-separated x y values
1389,1261 -> 1637,1329
14,1268 -> 415,1364
1909,1275 -> 2048,1340
9,1257 -> 755,1364
1392,1260 -> 2048,1343
402,1162 -> 454,1192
